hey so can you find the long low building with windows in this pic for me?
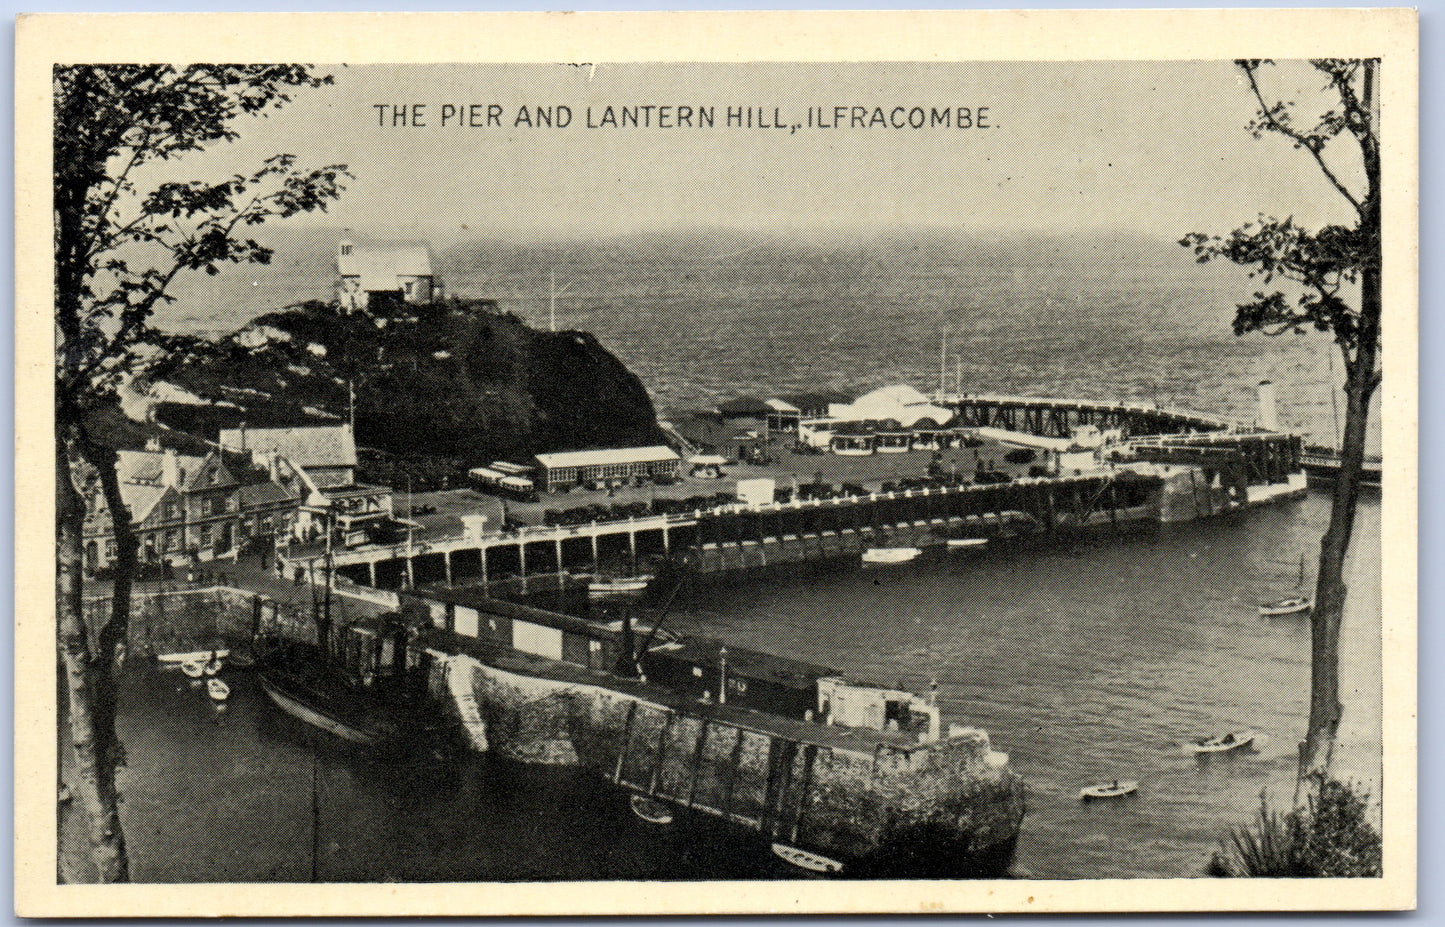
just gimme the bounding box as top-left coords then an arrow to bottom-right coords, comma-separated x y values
533,445 -> 682,492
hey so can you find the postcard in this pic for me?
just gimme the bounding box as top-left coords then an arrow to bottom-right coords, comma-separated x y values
16,9 -> 1416,915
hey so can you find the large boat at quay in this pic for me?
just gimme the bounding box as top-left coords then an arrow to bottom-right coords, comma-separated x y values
320,589 -> 1026,878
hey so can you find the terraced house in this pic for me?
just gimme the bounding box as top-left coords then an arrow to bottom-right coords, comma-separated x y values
80,442 -> 307,575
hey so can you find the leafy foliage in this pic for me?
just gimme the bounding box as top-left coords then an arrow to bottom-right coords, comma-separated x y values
54,65 -> 351,417
1207,779 -> 1382,878
1179,59 -> 1379,374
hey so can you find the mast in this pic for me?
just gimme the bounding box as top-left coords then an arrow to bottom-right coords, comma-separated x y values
939,333 -> 948,399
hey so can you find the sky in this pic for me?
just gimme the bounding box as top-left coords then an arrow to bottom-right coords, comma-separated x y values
139,60 -> 1366,242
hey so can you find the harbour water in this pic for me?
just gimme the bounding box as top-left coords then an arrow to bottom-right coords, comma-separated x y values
111,491 -> 1380,881
113,232 -> 1383,880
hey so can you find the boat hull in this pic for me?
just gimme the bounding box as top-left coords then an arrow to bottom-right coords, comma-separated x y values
258,672 -> 395,747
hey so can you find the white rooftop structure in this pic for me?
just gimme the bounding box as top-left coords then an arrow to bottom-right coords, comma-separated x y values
534,446 -> 680,469
829,384 -> 955,429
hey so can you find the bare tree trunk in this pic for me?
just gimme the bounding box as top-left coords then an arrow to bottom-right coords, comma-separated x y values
1296,263 -> 1380,804
55,434 -> 129,882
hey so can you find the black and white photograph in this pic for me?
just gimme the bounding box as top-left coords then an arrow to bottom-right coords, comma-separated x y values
19,9 -> 1416,915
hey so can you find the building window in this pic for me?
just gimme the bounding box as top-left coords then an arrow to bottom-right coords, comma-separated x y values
165,529 -> 178,551
200,526 -> 212,547
164,501 -> 177,521
260,516 -> 272,533
341,243 -> 352,256
104,539 -> 117,558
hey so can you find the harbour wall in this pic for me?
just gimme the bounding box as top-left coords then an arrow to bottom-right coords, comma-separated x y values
421,643 -> 1024,876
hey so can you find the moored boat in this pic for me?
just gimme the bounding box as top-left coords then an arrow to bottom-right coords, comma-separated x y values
946,537 -> 989,551
1080,779 -> 1137,801
1183,730 -> 1258,755
588,575 -> 652,597
629,794 -> 674,825
180,660 -> 205,679
256,642 -> 408,747
861,546 -> 921,565
1259,596 -> 1311,617
206,678 -> 230,701
157,648 -> 229,667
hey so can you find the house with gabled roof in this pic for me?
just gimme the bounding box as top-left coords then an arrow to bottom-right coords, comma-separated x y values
335,238 -> 439,312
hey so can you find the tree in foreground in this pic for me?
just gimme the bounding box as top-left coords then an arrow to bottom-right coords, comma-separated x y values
1182,59 -> 1380,798
54,65 -> 348,882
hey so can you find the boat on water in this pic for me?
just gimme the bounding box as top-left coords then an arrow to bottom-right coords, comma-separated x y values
399,589 -> 1025,878
180,660 -> 205,679
946,538 -> 989,551
1184,730 -> 1259,755
203,653 -> 224,676
629,794 -> 675,825
588,575 -> 653,597
157,648 -> 229,667
206,678 -> 230,702
1080,780 -> 1138,801
1259,596 -> 1311,617
255,640 -> 411,748
861,546 -> 922,565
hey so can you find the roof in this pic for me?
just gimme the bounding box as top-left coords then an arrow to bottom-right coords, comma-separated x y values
337,241 -> 433,286
236,482 -> 297,508
120,483 -> 168,524
114,449 -> 205,487
772,391 -> 853,413
219,425 -> 357,471
534,445 -> 680,470
717,396 -> 772,418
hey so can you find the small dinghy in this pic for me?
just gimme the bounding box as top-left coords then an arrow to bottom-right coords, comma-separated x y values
157,648 -> 229,667
861,546 -> 921,565
1184,730 -> 1257,755
588,575 -> 652,597
1080,779 -> 1138,801
771,842 -> 844,874
180,660 -> 206,679
202,652 -> 224,676
946,537 -> 988,551
629,794 -> 674,825
1259,596 -> 1311,617
206,678 -> 230,702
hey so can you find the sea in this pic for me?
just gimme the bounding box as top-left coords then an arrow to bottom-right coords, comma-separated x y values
112,230 -> 1383,881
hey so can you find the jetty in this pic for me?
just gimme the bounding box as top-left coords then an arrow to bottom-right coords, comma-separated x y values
295,393 -> 1305,590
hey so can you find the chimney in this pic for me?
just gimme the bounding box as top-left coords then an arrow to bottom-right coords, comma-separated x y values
1257,380 -> 1278,431
264,449 -> 281,483
161,448 -> 180,489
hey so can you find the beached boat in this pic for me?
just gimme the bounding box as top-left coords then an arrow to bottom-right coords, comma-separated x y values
403,590 -> 1025,878
206,678 -> 230,702
1259,596 -> 1311,617
946,538 -> 989,551
588,575 -> 652,597
1080,780 -> 1138,801
861,546 -> 921,565
1183,731 -> 1258,755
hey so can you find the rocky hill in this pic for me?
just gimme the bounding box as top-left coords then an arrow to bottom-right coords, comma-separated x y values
152,299 -> 666,471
